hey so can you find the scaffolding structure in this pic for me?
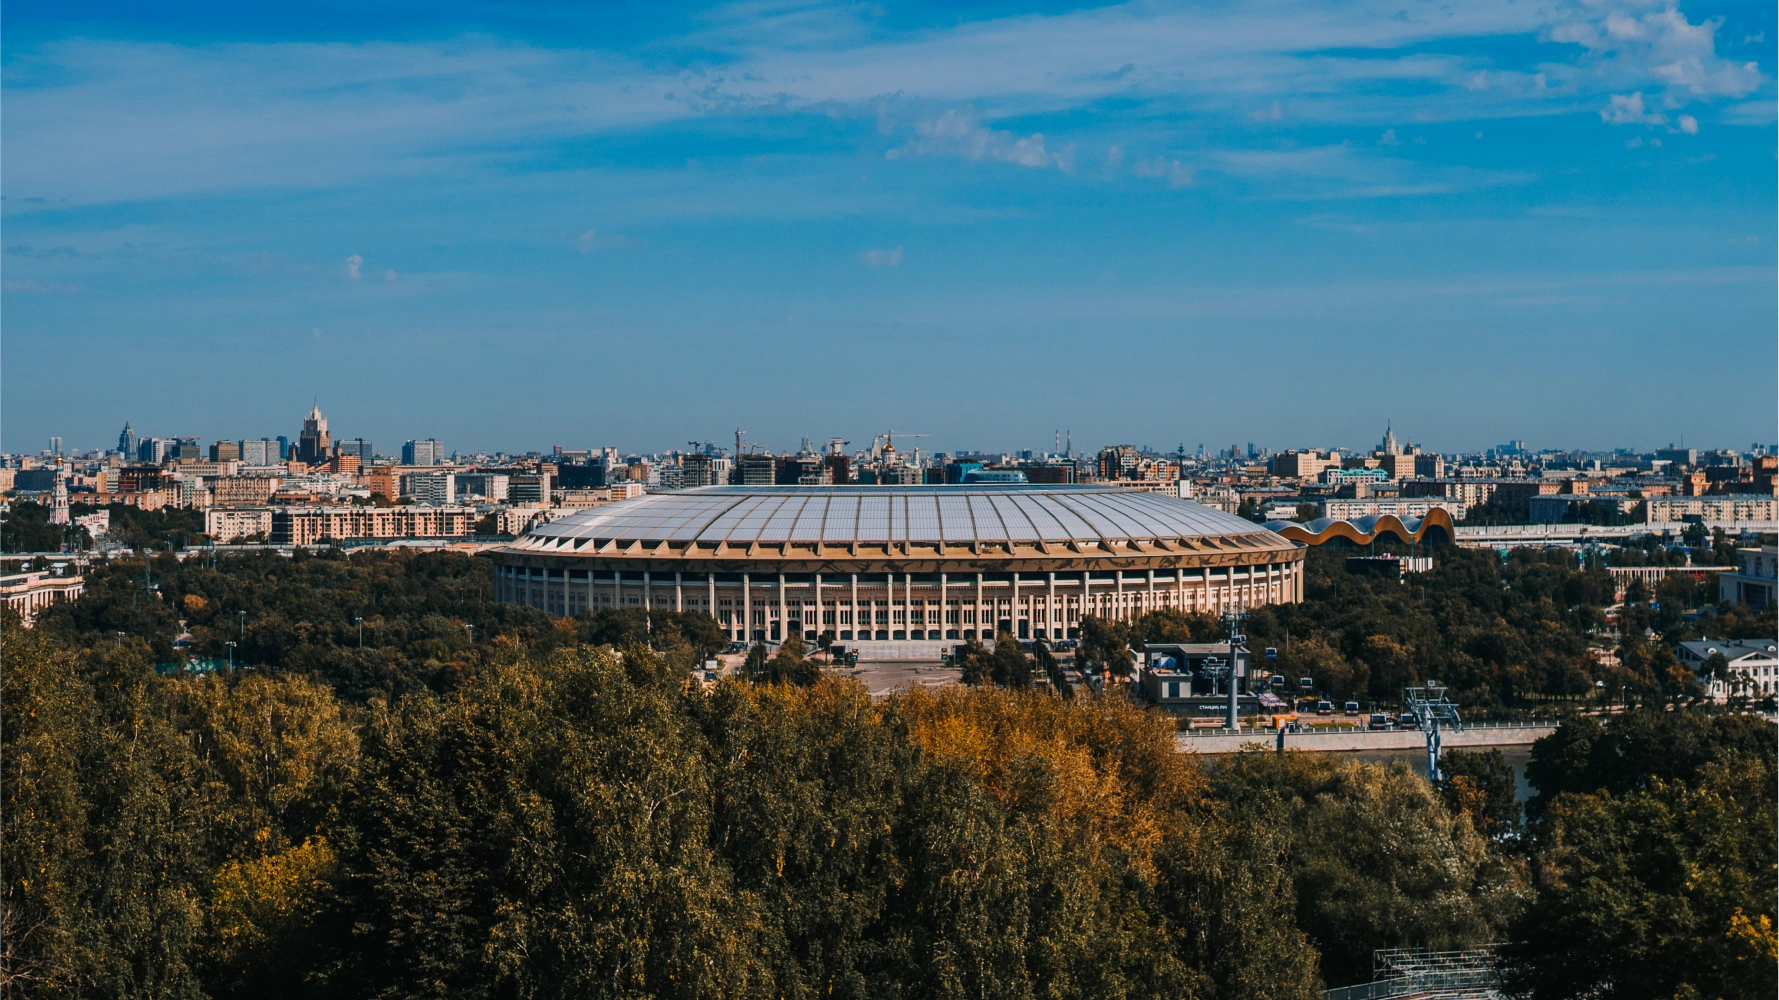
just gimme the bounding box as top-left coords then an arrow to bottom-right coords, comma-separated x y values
1322,945 -> 1503,1000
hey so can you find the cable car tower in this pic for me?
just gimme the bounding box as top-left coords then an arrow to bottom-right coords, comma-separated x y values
1402,682 -> 1462,780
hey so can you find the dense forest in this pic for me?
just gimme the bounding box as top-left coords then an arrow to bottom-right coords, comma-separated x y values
4,543 -> 1775,997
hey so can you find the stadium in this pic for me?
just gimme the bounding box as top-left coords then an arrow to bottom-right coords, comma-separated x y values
492,484 -> 1305,650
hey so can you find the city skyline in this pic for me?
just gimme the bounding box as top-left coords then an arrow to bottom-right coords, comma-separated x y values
4,1 -> 1776,453
20,406 -> 1773,462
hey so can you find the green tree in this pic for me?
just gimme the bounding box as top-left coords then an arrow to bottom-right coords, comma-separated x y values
1436,749 -> 1521,841
1076,616 -> 1132,677
988,631 -> 1031,689
1032,640 -> 1073,698
1208,751 -> 1528,986
1504,755 -> 1777,999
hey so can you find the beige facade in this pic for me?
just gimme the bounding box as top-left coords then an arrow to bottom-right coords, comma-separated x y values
271,505 -> 476,545
2,571 -> 84,626
206,507 -> 275,543
210,476 -> 282,505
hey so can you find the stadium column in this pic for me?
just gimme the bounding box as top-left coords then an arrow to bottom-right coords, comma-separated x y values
814,573 -> 822,634
675,571 -> 683,612
587,569 -> 595,612
850,574 -> 859,638
975,573 -> 984,637
1011,570 -> 1021,637
1047,572 -> 1056,639
707,574 -> 716,623
905,572 -> 913,635
1115,569 -> 1124,622
939,573 -> 947,634
1176,567 -> 1184,609
886,572 -> 895,637
615,570 -> 622,611
644,571 -> 651,611
743,574 -> 751,643
778,574 -> 787,642
1147,569 -> 1156,615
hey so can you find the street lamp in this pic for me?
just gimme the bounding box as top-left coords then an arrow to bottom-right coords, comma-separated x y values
238,610 -> 246,644
355,617 -> 364,649
225,641 -> 236,670
466,624 -> 475,645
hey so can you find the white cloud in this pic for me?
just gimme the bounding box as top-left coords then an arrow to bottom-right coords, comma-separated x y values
862,247 -> 902,267
1378,128 -> 1400,145
1132,156 -> 1195,186
1625,136 -> 1643,148
0,0 -> 1767,206
382,269 -> 398,281
886,107 -> 1073,171
1675,113 -> 1698,134
1548,3 -> 1763,99
577,229 -> 598,253
1599,92 -> 1665,125
345,254 -> 363,280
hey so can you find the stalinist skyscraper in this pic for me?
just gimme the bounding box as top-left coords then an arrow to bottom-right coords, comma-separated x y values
298,403 -> 332,465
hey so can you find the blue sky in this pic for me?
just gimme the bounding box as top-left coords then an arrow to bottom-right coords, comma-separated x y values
4,0 -> 1774,457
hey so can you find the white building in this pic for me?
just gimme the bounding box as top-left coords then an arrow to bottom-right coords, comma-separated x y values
1320,498 -> 1469,522
405,472 -> 457,505
205,507 -> 275,543
1720,545 -> 1777,609
402,439 -> 445,466
1644,495 -> 1778,527
1675,637 -> 1779,702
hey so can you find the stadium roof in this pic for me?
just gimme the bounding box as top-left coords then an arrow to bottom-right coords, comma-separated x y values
527,485 -> 1271,547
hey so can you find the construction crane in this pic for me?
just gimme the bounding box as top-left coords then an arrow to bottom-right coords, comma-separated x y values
1402,683 -> 1463,780
826,437 -> 849,456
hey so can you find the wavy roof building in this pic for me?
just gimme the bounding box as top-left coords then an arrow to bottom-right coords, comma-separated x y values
493,485 -> 1305,646
1263,507 -> 1457,547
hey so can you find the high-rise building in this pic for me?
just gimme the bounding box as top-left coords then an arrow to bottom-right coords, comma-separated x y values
507,473 -> 552,504
49,437 -> 64,457
682,453 -> 718,487
405,472 -> 456,505
732,454 -> 775,486
174,437 -> 204,461
240,438 -> 280,465
276,436 -> 292,460
336,438 -> 374,462
210,440 -> 241,462
402,439 -> 445,466
297,404 -> 332,465
137,438 -> 173,464
118,421 -> 137,457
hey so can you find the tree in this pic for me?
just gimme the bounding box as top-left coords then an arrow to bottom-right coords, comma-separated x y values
755,633 -> 820,686
1504,755 -> 1777,999
1208,751 -> 1528,986
1437,749 -> 1521,842
953,637 -> 992,687
1076,616 -> 1132,677
1032,640 -> 1072,698
987,631 -> 1031,689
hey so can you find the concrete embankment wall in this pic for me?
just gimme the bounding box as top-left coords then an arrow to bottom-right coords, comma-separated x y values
1176,725 -> 1557,754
